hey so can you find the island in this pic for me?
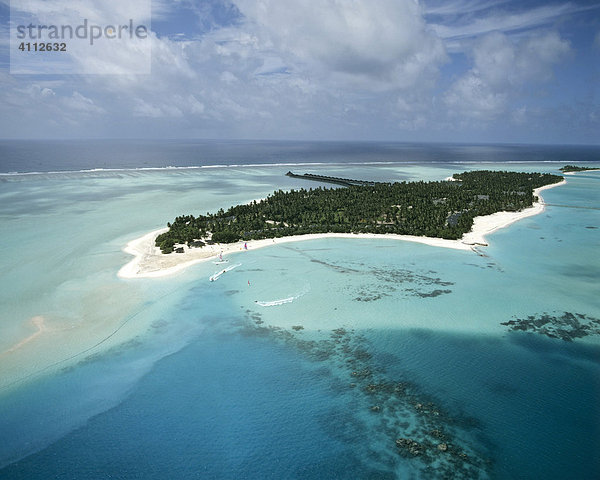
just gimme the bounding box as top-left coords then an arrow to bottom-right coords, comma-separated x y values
559,165 -> 600,173
118,170 -> 566,279
154,170 -> 563,252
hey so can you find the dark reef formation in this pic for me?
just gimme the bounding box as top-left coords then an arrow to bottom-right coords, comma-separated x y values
237,312 -> 493,479
501,312 -> 600,341
286,246 -> 456,302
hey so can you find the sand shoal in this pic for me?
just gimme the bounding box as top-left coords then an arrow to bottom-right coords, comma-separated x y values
1,316 -> 47,356
118,180 -> 566,279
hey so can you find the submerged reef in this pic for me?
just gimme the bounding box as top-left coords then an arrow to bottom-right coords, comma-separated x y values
501,312 -> 600,341
238,311 -> 492,479
285,246 -> 456,302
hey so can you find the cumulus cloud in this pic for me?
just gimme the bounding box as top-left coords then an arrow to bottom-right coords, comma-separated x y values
2,0 -> 447,137
61,91 -> 105,114
10,0 -> 153,74
233,0 -> 447,90
57,0 -> 448,137
444,31 -> 571,120
1,0 -> 596,142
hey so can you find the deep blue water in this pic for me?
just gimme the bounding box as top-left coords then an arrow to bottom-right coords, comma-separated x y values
370,329 -> 600,480
0,330 -> 365,480
1,139 -> 600,173
4,295 -> 598,479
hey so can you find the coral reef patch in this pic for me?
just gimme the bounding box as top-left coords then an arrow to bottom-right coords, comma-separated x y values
501,312 -> 600,341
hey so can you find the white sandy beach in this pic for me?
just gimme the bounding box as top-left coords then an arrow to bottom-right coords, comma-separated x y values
461,180 -> 566,246
118,180 -> 566,279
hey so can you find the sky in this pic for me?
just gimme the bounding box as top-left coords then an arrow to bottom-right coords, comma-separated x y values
1,0 -> 599,144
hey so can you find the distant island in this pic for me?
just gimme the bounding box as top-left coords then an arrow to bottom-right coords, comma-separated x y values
154,170 -> 563,254
559,165 -> 600,173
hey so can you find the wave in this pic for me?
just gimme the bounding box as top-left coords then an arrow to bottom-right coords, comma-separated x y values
0,163 -> 329,176
0,160 -> 571,177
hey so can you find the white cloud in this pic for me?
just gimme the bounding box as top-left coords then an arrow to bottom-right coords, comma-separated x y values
512,105 -> 528,125
424,0 -> 511,17
10,0 -> 153,74
55,0 -> 449,137
233,0 -> 447,91
445,73 -> 507,119
10,0 -> 153,24
1,0 -> 596,142
473,31 -> 570,88
444,31 -> 571,120
430,3 -> 598,40
133,99 -> 166,118
62,91 -> 105,114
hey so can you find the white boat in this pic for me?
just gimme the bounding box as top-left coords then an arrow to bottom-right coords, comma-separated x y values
213,252 -> 229,264
209,271 -> 224,282
255,297 -> 294,307
209,263 -> 241,282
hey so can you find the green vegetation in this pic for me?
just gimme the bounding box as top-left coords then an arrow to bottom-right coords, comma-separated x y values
559,165 -> 600,173
155,170 -> 563,253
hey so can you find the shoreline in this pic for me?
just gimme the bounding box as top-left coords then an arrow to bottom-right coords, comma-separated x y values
118,180 -> 566,279
461,180 -> 566,246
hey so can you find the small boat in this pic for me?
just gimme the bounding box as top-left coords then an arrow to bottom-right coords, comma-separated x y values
255,297 -> 294,307
213,252 -> 229,264
209,270 -> 226,282
209,263 -> 241,282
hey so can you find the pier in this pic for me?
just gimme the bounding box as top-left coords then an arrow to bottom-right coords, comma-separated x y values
285,171 -> 381,187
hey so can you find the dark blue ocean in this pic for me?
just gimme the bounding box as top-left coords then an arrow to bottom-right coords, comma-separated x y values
0,140 -> 599,479
1,139 -> 600,173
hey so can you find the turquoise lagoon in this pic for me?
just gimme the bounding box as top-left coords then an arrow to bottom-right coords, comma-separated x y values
0,156 -> 599,479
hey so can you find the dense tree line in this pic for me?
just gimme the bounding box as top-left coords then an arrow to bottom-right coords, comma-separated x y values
155,170 -> 563,253
559,165 -> 600,172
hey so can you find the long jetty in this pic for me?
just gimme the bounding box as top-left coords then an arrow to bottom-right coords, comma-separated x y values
286,171 -> 380,187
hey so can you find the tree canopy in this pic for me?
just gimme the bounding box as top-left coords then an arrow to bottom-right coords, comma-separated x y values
559,165 -> 600,173
155,170 -> 563,253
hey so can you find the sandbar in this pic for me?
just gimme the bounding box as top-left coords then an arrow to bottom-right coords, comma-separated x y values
118,180 -> 566,279
2,316 -> 47,355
